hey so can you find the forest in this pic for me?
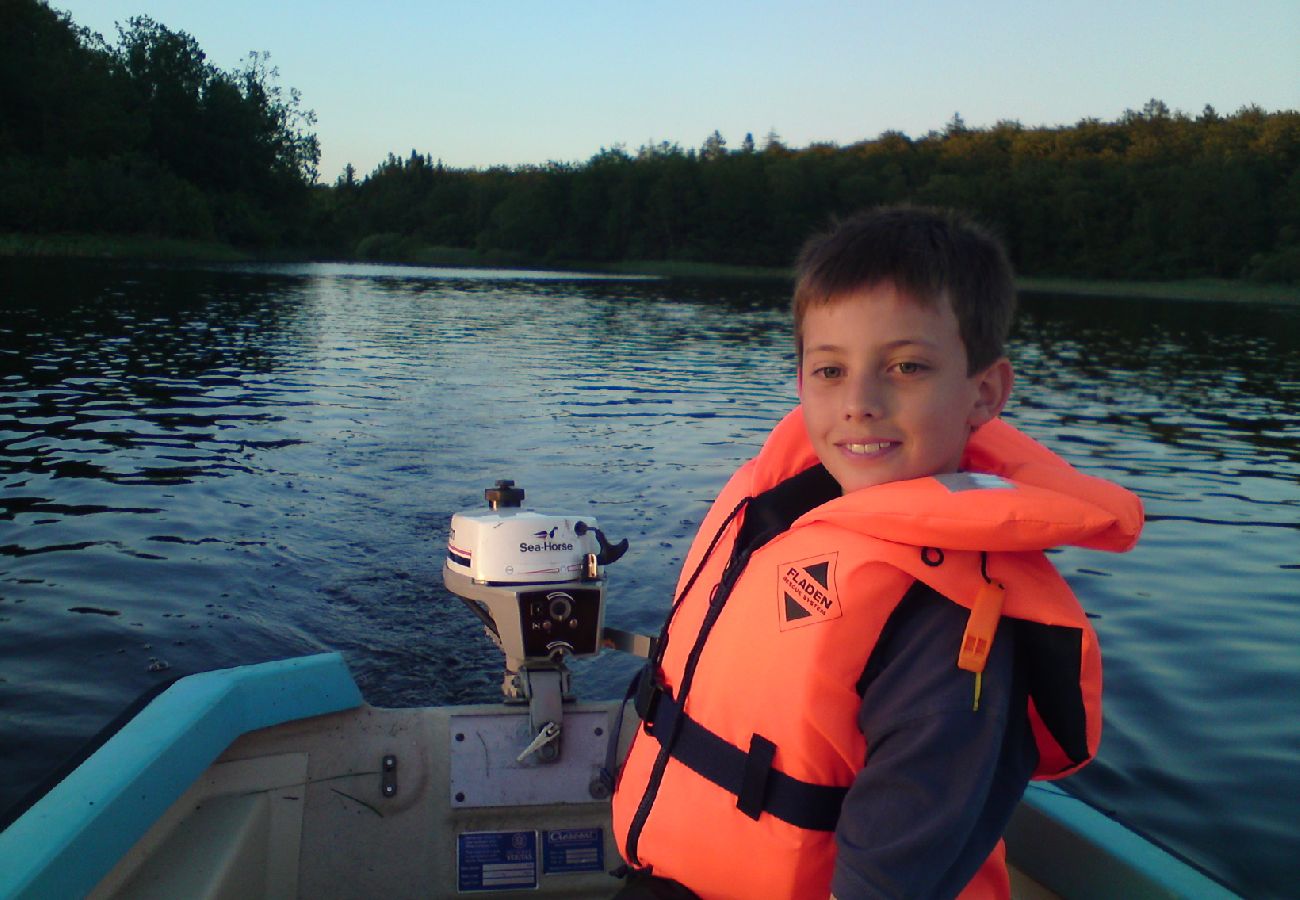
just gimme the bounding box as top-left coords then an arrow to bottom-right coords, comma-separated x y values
1,0 -> 319,247
4,0 -> 1299,282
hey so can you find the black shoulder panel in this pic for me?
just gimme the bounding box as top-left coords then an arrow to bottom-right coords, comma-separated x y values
1014,619 -> 1090,767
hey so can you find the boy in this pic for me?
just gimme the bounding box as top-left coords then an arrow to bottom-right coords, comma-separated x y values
610,206 -> 1144,899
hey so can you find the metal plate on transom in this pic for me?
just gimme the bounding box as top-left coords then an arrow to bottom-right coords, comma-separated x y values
449,710 -> 610,808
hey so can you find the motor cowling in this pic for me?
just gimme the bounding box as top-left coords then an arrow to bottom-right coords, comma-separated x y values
444,480 -> 613,665
446,482 -> 602,587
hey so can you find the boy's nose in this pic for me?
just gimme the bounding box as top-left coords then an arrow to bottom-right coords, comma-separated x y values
842,378 -> 883,419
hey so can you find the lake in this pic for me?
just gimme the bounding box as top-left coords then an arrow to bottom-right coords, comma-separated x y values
1,260 -> 1296,898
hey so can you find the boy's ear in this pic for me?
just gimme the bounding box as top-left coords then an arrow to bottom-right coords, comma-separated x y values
968,357 -> 1013,427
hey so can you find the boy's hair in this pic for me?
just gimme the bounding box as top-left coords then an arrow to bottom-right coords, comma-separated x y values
793,206 -> 1016,374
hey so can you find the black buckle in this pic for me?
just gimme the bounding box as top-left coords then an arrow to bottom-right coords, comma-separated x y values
634,665 -> 667,732
737,734 -> 776,820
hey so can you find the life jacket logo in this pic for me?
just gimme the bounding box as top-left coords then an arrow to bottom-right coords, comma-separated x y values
778,553 -> 841,630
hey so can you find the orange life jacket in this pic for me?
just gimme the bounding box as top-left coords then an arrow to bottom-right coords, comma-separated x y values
611,410 -> 1143,899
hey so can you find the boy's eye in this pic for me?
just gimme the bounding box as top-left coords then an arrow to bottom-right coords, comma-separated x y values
894,361 -> 926,375
813,365 -> 843,379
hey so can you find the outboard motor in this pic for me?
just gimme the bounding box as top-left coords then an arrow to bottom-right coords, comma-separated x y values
443,480 -> 629,764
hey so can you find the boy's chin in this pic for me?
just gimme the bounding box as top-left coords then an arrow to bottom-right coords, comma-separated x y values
824,460 -> 962,494
825,469 -> 891,494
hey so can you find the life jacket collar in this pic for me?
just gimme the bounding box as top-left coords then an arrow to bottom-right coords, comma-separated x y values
752,408 -> 1143,555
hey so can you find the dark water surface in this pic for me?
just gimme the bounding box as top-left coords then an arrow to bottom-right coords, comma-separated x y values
1,261 -> 1296,897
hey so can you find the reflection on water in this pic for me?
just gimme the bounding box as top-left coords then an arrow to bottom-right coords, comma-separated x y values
1,261 -> 1297,897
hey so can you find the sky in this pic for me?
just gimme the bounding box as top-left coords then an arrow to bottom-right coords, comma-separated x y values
49,0 -> 1300,184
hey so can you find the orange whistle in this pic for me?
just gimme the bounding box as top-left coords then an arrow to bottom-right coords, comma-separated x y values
958,580 -> 1005,674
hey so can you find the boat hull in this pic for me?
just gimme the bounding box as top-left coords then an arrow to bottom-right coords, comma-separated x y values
0,654 -> 1238,899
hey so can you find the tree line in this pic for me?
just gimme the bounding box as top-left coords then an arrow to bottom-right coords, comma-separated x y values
4,2 -> 1298,282
317,103 -> 1299,282
1,0 -> 319,246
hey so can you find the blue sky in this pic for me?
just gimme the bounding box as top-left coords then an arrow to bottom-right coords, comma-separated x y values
50,0 -> 1300,183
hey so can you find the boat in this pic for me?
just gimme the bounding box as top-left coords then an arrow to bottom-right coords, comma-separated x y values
0,483 -> 1240,899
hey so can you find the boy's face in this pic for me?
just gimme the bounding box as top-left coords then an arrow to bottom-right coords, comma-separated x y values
798,283 -> 1011,494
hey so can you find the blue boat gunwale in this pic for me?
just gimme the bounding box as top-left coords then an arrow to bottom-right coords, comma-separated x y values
0,652 -> 363,900
1011,782 -> 1240,898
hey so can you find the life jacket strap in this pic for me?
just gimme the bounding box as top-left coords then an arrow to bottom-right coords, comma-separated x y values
639,680 -> 847,831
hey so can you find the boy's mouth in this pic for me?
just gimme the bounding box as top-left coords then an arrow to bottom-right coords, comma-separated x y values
840,440 -> 898,456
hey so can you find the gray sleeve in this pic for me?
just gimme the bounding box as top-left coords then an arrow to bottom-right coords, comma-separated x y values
830,583 -> 1037,900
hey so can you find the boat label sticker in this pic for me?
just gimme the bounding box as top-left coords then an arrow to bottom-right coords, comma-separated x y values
778,552 -> 842,630
457,830 -> 538,892
542,827 -> 604,875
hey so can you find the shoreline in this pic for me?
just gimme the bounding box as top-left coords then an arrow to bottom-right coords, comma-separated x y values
1015,276 -> 1298,305
3,233 -> 1296,304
